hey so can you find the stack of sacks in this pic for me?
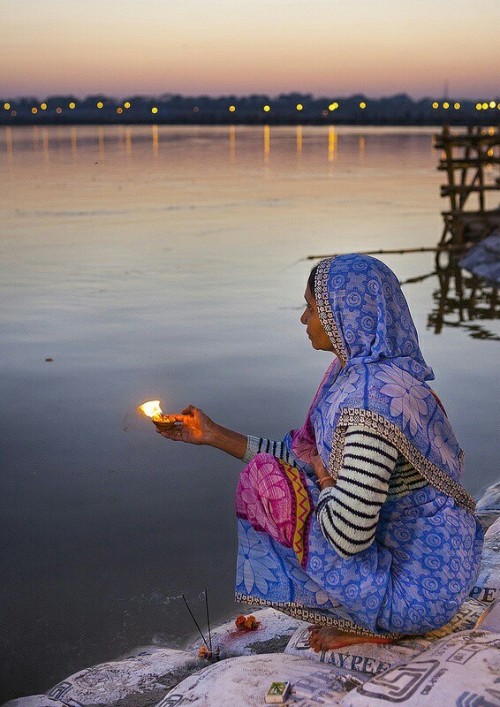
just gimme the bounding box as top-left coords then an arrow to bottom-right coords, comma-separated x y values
284,597 -> 487,678
156,653 -> 365,706
475,480 -> 500,532
4,647 -> 199,707
342,628 -> 500,706
470,515 -> 500,605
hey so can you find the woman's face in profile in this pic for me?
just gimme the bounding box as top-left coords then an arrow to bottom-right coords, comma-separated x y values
300,284 -> 335,353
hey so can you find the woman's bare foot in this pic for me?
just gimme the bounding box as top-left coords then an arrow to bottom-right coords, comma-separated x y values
308,625 -> 392,652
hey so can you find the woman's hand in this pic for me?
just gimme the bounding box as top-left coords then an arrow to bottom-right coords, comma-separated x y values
156,405 -> 215,445
156,404 -> 248,460
310,452 -> 335,489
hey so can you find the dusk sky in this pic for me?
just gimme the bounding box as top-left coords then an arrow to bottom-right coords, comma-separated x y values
2,0 -> 499,100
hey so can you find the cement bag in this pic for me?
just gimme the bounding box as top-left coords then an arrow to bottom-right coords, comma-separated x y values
285,597 -> 487,675
187,608 -> 308,659
3,698 -> 66,707
43,647 -> 199,707
476,597 -> 500,633
341,629 -> 500,707
157,653 -> 365,706
475,481 -> 500,532
469,516 -> 500,605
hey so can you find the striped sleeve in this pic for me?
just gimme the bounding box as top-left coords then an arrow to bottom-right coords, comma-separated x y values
316,426 -> 398,559
241,435 -> 298,467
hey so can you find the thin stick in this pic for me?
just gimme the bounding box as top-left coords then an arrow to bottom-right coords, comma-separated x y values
204,587 -> 212,653
304,245 -> 465,261
181,593 -> 209,650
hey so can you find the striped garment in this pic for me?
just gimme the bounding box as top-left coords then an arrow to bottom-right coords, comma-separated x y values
242,435 -> 299,468
242,425 -> 428,558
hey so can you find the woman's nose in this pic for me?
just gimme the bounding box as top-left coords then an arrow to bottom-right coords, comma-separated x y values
300,310 -> 308,324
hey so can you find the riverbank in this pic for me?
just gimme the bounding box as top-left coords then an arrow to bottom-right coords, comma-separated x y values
5,481 -> 499,706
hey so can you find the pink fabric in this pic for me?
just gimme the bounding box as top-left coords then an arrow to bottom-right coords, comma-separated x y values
235,454 -> 295,547
288,360 -> 340,464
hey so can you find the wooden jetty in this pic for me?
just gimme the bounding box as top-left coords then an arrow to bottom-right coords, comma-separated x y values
435,125 -> 500,250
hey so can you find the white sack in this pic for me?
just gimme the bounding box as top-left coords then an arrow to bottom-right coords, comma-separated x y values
157,653 -> 365,706
476,481 -> 500,532
470,516 -> 500,605
341,629 -> 500,706
43,647 -> 199,707
476,597 -> 500,633
187,608 -> 307,658
3,698 -> 66,707
285,597 -> 487,675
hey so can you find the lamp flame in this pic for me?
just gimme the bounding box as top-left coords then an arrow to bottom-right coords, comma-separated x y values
138,400 -> 163,418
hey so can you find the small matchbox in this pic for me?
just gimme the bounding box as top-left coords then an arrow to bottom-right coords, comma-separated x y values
265,681 -> 291,704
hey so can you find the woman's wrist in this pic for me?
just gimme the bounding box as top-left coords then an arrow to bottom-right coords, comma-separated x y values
317,475 -> 334,489
206,422 -> 248,459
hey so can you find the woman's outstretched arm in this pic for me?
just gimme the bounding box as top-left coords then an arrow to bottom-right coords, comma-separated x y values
156,404 -> 248,460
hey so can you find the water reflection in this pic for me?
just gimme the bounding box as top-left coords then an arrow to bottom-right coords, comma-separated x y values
152,124 -> 158,158
296,125 -> 303,157
430,263 -> 499,340
404,262 -> 499,340
2,124 -> 437,168
263,124 -> 271,161
229,125 -> 236,162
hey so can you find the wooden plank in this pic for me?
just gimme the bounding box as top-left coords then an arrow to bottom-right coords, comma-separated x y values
434,135 -> 499,148
440,209 -> 500,219
441,185 -> 500,195
438,158 -> 500,169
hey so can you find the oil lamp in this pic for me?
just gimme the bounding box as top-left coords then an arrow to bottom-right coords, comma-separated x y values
138,400 -> 177,430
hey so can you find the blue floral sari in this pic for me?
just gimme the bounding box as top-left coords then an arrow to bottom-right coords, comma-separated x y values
235,255 -> 483,636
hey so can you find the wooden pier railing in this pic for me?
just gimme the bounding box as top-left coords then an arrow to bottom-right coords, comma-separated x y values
434,125 -> 500,248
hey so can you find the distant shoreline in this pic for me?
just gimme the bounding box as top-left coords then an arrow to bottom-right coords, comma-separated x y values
2,92 -> 499,127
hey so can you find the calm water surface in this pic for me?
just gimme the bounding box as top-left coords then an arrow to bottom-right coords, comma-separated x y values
1,125 -> 498,700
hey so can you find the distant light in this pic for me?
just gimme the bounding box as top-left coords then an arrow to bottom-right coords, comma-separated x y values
453,102 -> 461,110
263,105 -> 271,112
475,103 -> 482,110
68,102 -> 76,109
124,101 -> 131,109
193,106 -> 199,112
487,148 -> 494,157
432,102 -> 439,109
322,110 -> 328,116
10,110 -> 16,117
116,107 -> 123,114
4,102 -> 11,110
56,107 -> 62,114
359,101 -> 367,109
497,104 -> 500,110
328,102 -> 339,111
40,103 -> 47,110
482,102 -> 488,110
489,101 -> 496,108
151,106 -> 159,114
442,102 -> 449,109
31,107 -> 38,114
228,105 -> 236,112
96,101 -> 104,109
296,103 -> 303,111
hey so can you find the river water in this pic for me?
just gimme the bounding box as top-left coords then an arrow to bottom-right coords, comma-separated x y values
1,125 -> 498,700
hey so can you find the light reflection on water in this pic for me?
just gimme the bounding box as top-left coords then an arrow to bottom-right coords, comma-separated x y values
0,125 -> 498,700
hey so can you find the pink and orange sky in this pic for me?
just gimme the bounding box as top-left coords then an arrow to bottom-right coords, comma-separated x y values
1,0 -> 498,100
